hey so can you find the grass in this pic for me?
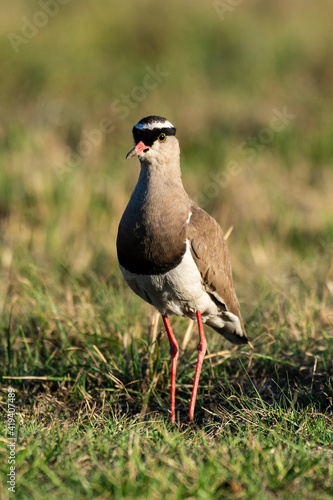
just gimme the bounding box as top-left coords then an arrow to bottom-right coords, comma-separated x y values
0,0 -> 333,498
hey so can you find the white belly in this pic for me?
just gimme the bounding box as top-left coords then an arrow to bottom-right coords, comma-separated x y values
120,241 -> 220,321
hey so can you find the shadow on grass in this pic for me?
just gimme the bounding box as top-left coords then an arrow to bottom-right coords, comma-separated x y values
1,326 -> 332,430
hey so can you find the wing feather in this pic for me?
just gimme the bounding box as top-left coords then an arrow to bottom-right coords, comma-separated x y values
187,205 -> 246,338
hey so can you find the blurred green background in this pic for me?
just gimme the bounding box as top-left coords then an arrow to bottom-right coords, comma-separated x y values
0,0 -> 333,357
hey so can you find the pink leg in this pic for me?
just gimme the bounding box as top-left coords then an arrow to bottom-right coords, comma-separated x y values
162,315 -> 179,423
188,310 -> 207,421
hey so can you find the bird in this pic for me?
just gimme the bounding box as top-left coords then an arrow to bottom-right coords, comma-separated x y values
117,115 -> 248,423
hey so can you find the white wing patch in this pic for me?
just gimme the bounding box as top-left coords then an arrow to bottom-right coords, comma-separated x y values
186,212 -> 192,224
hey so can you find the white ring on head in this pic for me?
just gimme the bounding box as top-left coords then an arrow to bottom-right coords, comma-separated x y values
134,120 -> 174,131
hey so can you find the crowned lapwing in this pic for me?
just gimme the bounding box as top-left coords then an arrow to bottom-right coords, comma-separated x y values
117,116 -> 248,422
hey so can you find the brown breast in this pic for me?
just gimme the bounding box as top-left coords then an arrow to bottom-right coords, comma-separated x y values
117,180 -> 190,275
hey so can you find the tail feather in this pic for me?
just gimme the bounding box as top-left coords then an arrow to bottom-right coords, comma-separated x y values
207,311 -> 248,345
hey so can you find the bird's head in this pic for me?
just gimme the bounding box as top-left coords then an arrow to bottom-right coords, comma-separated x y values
126,116 -> 179,166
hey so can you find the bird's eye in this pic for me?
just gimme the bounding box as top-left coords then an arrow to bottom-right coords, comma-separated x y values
158,133 -> 166,142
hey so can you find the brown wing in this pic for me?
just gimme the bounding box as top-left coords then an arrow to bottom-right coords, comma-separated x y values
187,205 -> 246,337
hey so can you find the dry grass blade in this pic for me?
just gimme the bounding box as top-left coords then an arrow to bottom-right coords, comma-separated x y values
181,319 -> 195,353
93,344 -> 108,364
107,372 -> 133,400
149,309 -> 160,354
224,225 -> 234,241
